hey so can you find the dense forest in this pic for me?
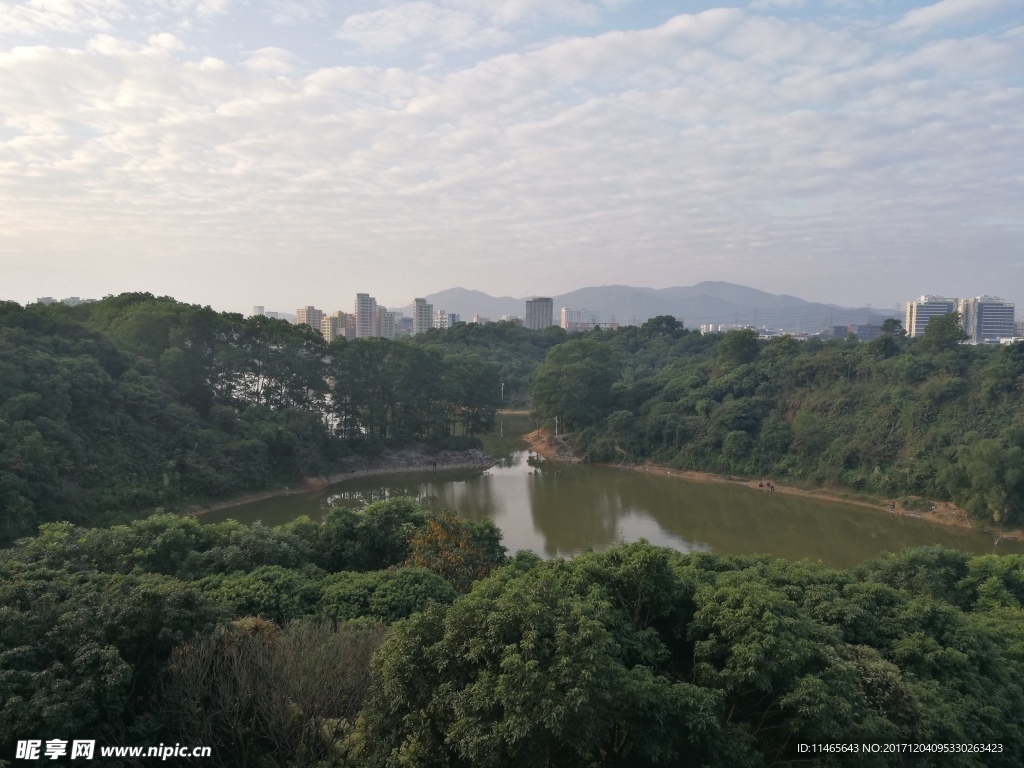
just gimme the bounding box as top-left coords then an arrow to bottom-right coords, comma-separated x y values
3,503 -> 1024,766
5,293 -> 1022,544
6,296 -> 1024,765
0,295 -> 508,545
529,316 -> 1024,528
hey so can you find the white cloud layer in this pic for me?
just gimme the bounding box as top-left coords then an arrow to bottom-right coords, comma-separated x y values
0,1 -> 1022,313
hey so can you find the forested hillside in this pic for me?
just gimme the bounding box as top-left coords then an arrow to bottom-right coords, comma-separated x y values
0,295 -> 501,545
529,316 -> 1024,527
3,503 -> 1024,766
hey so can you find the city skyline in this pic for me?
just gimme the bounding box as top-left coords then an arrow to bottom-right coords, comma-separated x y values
2,1 -> 1022,312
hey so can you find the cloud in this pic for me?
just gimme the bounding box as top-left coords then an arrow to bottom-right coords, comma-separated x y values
892,0 -> 1014,33
335,2 -> 512,52
0,0 -> 230,39
1,5 -> 1022,311
334,0 -> 624,53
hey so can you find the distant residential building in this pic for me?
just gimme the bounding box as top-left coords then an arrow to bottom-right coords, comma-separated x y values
433,309 -> 450,330
254,306 -> 288,320
1016,320 -> 1024,337
905,295 -> 958,338
472,314 -> 491,324
560,307 -> 598,330
525,297 -> 554,330
354,293 -> 378,338
396,316 -> 413,336
501,314 -> 525,327
448,313 -> 461,326
296,305 -> 324,331
36,297 -> 56,305
959,296 -> 1016,343
825,324 -> 883,341
377,307 -> 400,339
412,298 -> 433,335
321,311 -> 350,342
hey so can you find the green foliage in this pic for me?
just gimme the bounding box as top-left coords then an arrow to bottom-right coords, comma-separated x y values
405,511 -> 507,591
511,311 -> 1024,526
0,296 -> 511,545
718,328 -> 761,365
363,542 -> 1024,767
319,568 -> 458,622
6,502 -> 1024,767
530,338 -> 623,431
920,312 -> 968,353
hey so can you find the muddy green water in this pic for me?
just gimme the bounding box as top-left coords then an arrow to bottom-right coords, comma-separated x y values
202,415 -> 1024,569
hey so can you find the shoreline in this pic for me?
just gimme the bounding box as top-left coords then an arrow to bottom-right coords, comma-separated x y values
522,429 -> 1024,542
187,447 -> 495,516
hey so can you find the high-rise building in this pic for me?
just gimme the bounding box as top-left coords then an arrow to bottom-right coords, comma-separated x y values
354,293 -> 378,338
377,307 -> 399,339
412,298 -> 433,335
296,306 -> 324,331
433,309 -> 450,330
905,295 -> 958,338
959,296 -> 1016,343
253,305 -> 265,316
321,311 -> 349,342
525,297 -> 554,330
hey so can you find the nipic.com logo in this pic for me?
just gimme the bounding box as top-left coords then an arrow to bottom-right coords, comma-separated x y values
15,740 -> 211,761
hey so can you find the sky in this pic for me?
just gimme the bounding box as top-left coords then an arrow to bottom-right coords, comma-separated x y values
1,0 -> 1021,315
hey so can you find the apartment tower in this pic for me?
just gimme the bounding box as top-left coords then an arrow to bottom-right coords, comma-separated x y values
354,293 -> 378,338
525,297 -> 554,330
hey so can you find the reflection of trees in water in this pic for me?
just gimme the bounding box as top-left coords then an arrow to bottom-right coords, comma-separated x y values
323,484 -> 431,510
527,465 -> 628,557
417,476 -> 499,525
479,415 -> 536,461
595,475 -> 998,568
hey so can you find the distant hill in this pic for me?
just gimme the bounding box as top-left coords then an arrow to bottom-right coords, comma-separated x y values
418,282 -> 895,332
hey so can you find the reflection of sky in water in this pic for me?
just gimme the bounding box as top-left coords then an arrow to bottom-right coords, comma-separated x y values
205,415 -> 1024,568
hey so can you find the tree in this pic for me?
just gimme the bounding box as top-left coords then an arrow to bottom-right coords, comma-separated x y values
718,329 -> 760,365
919,312 -> 967,353
530,338 -> 622,431
880,318 -> 906,338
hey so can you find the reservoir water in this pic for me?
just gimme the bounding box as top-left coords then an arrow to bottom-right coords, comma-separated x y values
202,415 -> 1024,569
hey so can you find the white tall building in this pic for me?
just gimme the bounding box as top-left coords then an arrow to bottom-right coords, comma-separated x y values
412,298 -> 433,335
433,309 -> 450,330
525,297 -> 554,330
905,295 -> 958,338
354,293 -> 378,338
959,296 -> 1016,343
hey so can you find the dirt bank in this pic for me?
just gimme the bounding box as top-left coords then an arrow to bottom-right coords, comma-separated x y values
523,429 -> 1024,542
188,446 -> 495,516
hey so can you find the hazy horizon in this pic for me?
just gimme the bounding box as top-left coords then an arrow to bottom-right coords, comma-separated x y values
2,0 -> 1022,314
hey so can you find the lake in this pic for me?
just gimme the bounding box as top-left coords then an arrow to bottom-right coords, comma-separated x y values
201,414 -> 1024,569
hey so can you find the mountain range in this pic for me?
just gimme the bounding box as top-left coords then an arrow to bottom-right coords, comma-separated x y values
413,282 -> 896,332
